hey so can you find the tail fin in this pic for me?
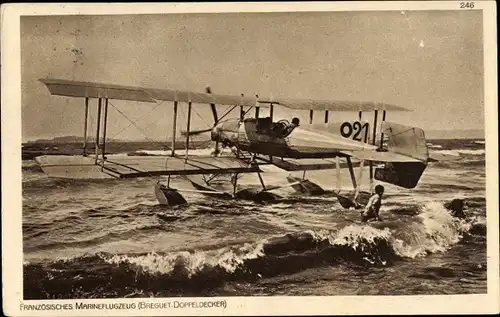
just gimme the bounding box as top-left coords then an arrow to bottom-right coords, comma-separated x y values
381,122 -> 429,161
375,122 -> 429,188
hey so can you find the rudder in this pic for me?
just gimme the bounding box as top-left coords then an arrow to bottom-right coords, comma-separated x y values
374,122 -> 429,189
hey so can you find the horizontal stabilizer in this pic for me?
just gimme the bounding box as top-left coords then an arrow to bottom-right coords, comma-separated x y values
340,150 -> 422,163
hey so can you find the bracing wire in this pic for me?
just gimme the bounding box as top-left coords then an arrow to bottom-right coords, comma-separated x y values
107,100 -> 165,142
193,107 -> 210,127
218,105 -> 238,123
108,101 -> 172,151
387,127 -> 414,138
105,101 -> 175,180
243,106 -> 254,117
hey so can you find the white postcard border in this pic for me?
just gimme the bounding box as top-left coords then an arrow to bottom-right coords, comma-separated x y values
2,2 -> 498,316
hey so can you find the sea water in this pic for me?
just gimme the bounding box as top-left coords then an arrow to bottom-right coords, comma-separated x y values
22,139 -> 487,298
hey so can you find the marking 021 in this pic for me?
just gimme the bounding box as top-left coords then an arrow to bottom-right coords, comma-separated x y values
340,121 -> 369,142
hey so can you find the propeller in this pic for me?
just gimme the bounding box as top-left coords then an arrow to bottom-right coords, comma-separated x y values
180,86 -> 222,156
180,127 -> 212,137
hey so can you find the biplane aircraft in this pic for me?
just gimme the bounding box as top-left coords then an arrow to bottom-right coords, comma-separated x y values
34,78 -> 447,208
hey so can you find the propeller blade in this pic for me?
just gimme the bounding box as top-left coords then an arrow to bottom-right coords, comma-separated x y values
205,86 -> 219,124
181,128 -> 212,137
179,87 -> 217,138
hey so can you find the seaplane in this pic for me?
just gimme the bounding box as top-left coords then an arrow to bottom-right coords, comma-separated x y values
34,78 -> 451,208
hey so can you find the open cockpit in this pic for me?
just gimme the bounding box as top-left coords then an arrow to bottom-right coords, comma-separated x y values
252,116 -> 301,139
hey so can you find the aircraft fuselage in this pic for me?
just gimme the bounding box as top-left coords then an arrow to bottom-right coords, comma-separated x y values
212,117 -> 373,159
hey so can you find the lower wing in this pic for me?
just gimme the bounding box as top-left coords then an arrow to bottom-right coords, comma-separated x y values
35,155 -> 260,180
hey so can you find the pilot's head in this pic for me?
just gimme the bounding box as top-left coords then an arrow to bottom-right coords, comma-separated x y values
291,117 -> 300,126
375,184 -> 385,195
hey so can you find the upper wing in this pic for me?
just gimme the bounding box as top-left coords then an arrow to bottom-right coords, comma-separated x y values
40,78 -> 263,107
40,78 -> 157,103
40,78 -> 409,111
259,98 -> 411,112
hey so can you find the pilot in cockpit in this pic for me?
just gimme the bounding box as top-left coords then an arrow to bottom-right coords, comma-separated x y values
273,117 -> 300,138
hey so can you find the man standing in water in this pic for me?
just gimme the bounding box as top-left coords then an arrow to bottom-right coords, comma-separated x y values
361,185 -> 384,222
445,198 -> 466,219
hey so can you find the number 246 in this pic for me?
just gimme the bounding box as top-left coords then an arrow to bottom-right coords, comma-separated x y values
460,2 -> 474,8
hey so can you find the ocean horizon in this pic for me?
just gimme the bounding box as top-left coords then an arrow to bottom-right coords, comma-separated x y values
22,128 -> 485,144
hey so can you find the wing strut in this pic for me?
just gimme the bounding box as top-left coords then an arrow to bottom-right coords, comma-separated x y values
185,100 -> 192,161
171,98 -> 178,157
355,160 -> 365,200
379,110 -> 387,149
255,94 -> 261,118
335,156 -> 341,192
232,173 -> 239,196
239,94 -> 245,121
346,156 -> 357,191
94,98 -> 102,165
83,97 -> 89,156
369,109 -> 379,192
101,98 -> 109,170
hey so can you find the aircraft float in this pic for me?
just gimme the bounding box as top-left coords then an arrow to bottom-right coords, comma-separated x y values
34,78 -> 451,208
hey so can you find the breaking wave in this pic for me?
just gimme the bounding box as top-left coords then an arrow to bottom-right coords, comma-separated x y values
427,143 -> 443,149
23,202 -> 481,299
435,149 -> 485,156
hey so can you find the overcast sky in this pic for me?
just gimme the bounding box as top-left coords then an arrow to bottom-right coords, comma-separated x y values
21,10 -> 484,141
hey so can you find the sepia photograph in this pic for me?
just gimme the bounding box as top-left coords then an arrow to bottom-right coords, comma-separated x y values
2,1 -> 498,316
